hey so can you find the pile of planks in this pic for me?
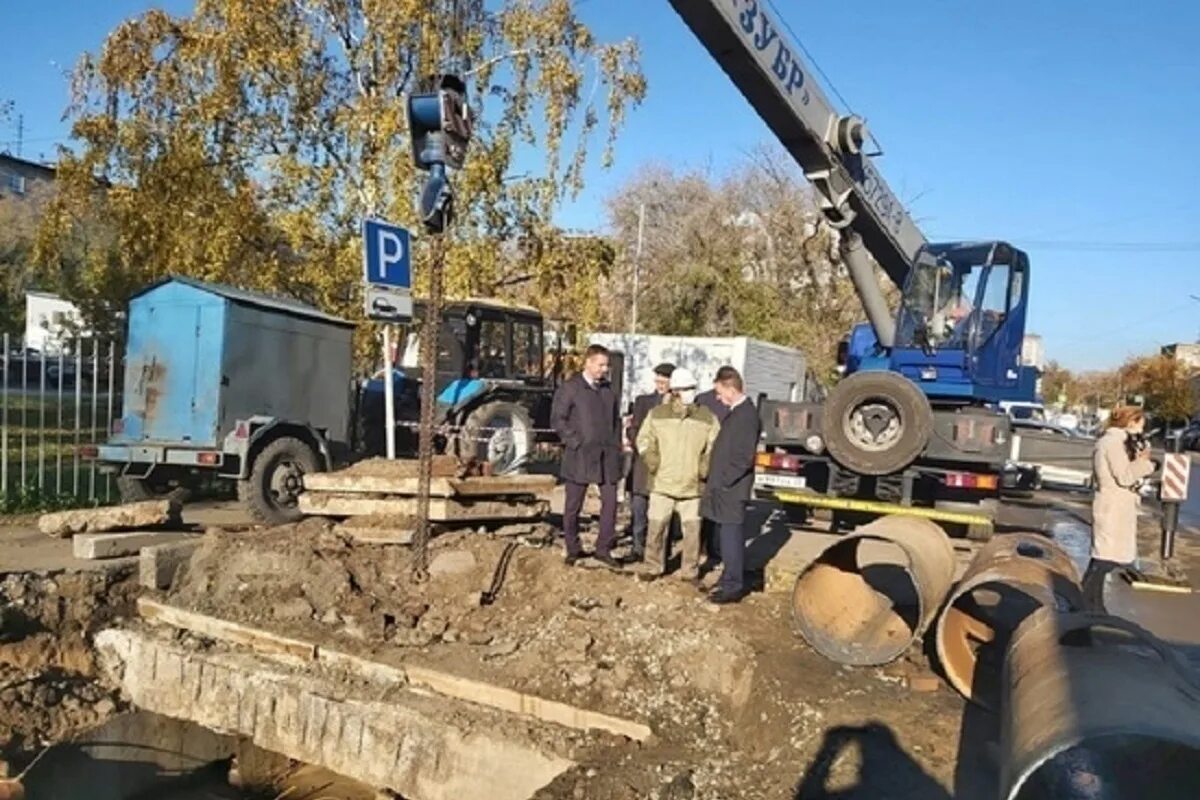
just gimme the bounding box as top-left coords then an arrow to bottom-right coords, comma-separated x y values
298,458 -> 556,542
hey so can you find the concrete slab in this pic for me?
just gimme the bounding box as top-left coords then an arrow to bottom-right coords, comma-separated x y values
94,628 -> 576,800
74,532 -> 200,561
138,539 -> 204,590
299,493 -> 548,522
39,500 -> 182,538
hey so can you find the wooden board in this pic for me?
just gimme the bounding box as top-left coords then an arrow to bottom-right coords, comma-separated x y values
299,493 -> 549,522
135,600 -> 652,742
303,473 -> 556,498
137,597 -> 317,660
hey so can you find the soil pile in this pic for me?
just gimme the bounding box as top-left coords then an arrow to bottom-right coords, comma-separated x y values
165,520 -> 971,799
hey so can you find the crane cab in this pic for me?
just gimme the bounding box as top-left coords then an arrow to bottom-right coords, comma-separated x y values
853,241 -> 1036,406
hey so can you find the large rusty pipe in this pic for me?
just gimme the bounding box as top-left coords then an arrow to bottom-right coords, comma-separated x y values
1001,608 -> 1200,800
789,515 -> 955,666
935,533 -> 1082,709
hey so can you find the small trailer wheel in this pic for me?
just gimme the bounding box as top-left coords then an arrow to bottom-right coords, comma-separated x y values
239,436 -> 320,525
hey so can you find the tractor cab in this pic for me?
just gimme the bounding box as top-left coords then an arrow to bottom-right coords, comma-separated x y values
880,241 -> 1035,405
399,299 -> 547,392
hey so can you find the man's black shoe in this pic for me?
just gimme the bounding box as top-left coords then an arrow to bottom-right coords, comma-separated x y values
593,553 -> 624,570
565,552 -> 590,567
707,588 -> 747,605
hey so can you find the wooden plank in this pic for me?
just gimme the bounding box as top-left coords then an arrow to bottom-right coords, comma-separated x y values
302,473 -> 555,498
136,597 -> 317,661
299,493 -> 548,522
399,663 -> 652,742
134,599 -> 652,742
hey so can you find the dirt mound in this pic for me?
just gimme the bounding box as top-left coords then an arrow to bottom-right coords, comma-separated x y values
163,521 -> 970,798
0,569 -> 135,757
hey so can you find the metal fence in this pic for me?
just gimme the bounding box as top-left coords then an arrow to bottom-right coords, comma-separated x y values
0,334 -> 123,505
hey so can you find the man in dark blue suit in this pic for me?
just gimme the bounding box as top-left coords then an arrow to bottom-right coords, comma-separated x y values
701,367 -> 761,604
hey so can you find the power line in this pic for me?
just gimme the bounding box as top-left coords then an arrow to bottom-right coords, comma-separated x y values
765,0 -> 855,114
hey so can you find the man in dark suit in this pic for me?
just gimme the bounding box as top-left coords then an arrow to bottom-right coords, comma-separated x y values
701,366 -> 761,604
695,365 -> 737,570
626,362 -> 675,562
551,344 -> 623,568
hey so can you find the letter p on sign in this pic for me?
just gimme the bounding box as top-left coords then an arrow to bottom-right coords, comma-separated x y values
362,218 -> 412,290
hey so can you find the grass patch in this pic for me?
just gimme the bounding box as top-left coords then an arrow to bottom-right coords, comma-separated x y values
0,482 -> 108,514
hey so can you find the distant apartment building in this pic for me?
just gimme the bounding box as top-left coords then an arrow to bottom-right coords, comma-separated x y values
1162,342 -> 1200,371
0,152 -> 56,199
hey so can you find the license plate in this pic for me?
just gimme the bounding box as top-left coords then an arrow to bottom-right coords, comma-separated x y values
755,472 -> 807,490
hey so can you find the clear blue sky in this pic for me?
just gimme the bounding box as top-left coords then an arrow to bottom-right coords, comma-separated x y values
3,0 -> 1198,372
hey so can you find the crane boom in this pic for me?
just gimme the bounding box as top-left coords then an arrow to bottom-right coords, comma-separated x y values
667,0 -> 928,345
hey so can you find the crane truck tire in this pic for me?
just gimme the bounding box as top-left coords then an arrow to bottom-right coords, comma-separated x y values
238,436 -> 320,525
461,400 -> 535,476
822,371 -> 933,476
116,474 -> 193,505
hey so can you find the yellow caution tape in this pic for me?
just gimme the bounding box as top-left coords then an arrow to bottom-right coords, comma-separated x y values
773,491 -> 993,526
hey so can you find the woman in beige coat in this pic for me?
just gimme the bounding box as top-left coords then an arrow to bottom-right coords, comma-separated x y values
1084,405 -> 1155,610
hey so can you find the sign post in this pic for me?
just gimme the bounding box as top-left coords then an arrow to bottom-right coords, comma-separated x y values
1159,438 -> 1190,561
362,218 -> 413,460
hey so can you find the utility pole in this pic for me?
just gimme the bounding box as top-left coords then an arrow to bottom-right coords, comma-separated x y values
631,203 -> 645,334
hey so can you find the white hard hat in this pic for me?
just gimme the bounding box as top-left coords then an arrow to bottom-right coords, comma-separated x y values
669,367 -> 698,391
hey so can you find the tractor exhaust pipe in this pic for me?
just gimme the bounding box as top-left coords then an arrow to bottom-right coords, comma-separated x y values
935,533 -> 1083,709
843,232 -> 896,349
1001,609 -> 1200,800
789,515 -> 955,665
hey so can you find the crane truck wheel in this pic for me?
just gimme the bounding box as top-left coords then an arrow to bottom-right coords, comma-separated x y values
238,436 -> 320,526
821,371 -> 933,476
116,474 -> 193,505
461,400 -> 535,476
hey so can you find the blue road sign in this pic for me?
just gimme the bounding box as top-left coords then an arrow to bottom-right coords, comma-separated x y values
362,218 -> 411,289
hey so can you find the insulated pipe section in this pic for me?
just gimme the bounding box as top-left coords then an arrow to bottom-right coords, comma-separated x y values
842,232 -> 896,348
935,533 -> 1083,710
1001,609 -> 1200,800
790,515 -> 955,665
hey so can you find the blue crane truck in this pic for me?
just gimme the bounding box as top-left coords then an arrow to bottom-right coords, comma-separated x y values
81,277 -> 559,525
668,0 -> 1040,536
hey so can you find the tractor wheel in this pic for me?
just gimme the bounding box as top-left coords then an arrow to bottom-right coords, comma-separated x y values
117,474 -> 193,505
238,436 -> 320,525
821,371 -> 933,476
461,401 -> 535,475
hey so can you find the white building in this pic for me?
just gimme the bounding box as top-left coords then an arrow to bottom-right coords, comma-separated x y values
1020,334 -> 1045,371
24,291 -> 87,351
586,332 -> 815,412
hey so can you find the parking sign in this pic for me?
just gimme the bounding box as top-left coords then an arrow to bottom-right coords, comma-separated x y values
362,218 -> 413,321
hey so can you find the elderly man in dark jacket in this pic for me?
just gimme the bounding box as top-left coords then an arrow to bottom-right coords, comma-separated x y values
701,367 -> 761,604
626,362 -> 675,561
552,344 -> 623,568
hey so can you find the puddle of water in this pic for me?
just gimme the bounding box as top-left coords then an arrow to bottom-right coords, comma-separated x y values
1049,517 -> 1092,579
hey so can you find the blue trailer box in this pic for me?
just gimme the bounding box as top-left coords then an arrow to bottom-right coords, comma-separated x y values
106,276 -> 355,461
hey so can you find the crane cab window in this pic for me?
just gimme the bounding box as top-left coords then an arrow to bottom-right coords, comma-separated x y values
978,263 -> 1010,342
476,319 -> 509,378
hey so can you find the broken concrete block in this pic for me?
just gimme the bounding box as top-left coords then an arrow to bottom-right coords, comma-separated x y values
74,532 -> 198,561
139,539 -> 202,590
428,550 -> 477,577
39,500 -> 182,539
